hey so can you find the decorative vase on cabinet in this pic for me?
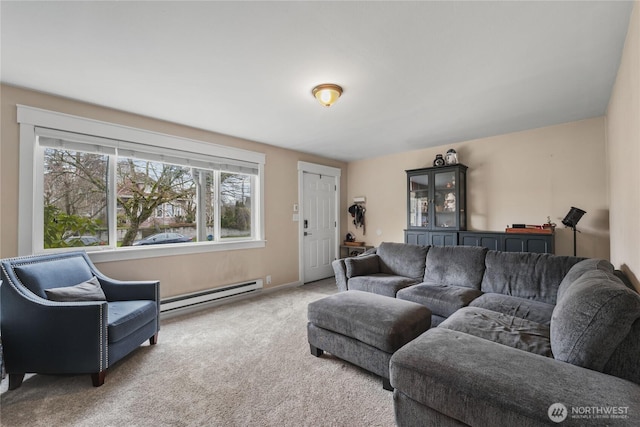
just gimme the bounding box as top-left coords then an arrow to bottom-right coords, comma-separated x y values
405,164 -> 467,246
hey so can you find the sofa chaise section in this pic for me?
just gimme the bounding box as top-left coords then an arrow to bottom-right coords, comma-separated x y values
391,258 -> 640,426
390,327 -> 640,427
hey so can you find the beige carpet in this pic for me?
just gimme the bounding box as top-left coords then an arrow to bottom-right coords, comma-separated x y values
0,279 -> 395,426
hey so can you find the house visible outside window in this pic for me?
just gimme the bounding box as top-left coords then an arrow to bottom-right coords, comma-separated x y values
18,105 -> 265,259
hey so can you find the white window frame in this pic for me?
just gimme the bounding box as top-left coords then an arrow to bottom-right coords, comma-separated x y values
17,105 -> 266,263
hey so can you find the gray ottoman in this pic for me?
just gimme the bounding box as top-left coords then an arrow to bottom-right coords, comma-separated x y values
307,290 -> 431,390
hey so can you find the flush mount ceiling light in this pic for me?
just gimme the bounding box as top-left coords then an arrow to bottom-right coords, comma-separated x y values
312,83 -> 343,107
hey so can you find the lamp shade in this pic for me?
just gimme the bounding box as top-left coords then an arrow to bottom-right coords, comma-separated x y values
312,84 -> 343,107
562,207 -> 586,228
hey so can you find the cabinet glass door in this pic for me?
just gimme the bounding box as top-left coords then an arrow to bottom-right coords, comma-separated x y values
409,174 -> 429,228
433,170 -> 457,229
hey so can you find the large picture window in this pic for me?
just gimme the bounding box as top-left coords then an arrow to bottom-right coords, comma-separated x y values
18,105 -> 265,259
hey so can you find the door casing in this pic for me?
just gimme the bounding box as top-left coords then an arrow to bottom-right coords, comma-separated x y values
297,161 -> 341,283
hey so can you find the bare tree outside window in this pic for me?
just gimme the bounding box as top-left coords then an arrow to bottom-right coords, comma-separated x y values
43,149 -> 108,248
220,172 -> 252,238
41,143 -> 256,250
116,158 -> 196,246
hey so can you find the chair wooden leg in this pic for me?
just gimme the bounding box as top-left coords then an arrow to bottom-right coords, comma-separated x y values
149,333 -> 158,345
91,371 -> 106,387
8,373 -> 25,390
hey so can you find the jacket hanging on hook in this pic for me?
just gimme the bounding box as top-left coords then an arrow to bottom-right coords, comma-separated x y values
348,204 -> 366,235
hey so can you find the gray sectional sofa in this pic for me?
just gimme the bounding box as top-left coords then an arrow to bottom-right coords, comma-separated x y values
331,242 -> 640,426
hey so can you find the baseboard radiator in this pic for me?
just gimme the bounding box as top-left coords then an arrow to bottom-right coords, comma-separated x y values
160,279 -> 264,314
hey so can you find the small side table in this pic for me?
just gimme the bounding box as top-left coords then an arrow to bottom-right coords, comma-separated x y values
340,244 -> 374,259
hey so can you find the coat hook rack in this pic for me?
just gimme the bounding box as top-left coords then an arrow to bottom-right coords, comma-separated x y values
349,197 -> 366,234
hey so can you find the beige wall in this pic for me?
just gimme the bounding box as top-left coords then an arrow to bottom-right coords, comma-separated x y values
607,2 -> 640,290
347,117 -> 610,260
0,84 -> 348,297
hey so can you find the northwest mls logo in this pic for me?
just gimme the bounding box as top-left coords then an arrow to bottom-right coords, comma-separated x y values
548,403 -> 630,422
548,403 -> 568,423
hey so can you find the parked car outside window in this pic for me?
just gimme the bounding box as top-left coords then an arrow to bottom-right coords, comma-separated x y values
132,233 -> 193,246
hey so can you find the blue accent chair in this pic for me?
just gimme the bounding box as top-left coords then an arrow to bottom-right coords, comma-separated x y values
0,251 -> 160,389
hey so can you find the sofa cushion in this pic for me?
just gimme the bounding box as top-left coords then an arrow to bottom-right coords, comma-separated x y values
397,283 -> 483,318
481,251 -> 582,304
345,253 -> 380,278
550,269 -> 640,377
469,294 -> 555,325
556,258 -> 614,301
45,276 -> 107,302
423,245 -> 487,289
377,242 -> 428,281
347,274 -> 419,297
440,307 -> 552,357
13,256 -> 94,299
108,300 -> 158,343
307,290 -> 431,353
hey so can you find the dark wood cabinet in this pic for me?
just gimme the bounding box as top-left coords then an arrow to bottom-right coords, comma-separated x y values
406,230 -> 458,247
405,230 -> 429,247
404,164 -> 554,253
406,230 -> 553,253
458,232 -> 501,251
405,164 -> 466,248
429,232 -> 458,247
502,233 -> 554,253
459,231 -> 554,254
406,164 -> 467,232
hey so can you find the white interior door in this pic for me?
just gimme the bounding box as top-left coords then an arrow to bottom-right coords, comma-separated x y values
302,172 -> 336,283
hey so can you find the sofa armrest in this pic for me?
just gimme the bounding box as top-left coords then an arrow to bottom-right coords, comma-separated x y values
0,279 -> 108,374
390,328 -> 640,426
95,276 -> 160,331
345,254 -> 380,278
96,275 -> 160,302
332,259 -> 348,292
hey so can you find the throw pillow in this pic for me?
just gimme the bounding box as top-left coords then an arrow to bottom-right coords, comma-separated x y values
45,276 -> 107,302
345,254 -> 380,278
377,242 -> 428,280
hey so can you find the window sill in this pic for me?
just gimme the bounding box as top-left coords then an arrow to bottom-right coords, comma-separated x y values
86,240 -> 266,264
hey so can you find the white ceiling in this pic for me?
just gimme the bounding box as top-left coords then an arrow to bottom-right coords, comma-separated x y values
1,1 -> 634,162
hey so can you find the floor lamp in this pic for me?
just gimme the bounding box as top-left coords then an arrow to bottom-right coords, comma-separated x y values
562,207 -> 586,256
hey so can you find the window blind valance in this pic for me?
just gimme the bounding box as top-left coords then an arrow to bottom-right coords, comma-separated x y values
36,127 -> 260,175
